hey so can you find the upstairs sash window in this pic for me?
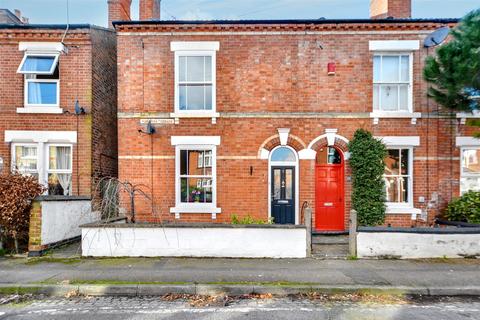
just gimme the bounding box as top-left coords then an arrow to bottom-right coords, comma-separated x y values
373,54 -> 412,112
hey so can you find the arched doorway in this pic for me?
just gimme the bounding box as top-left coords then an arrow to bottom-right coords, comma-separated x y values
315,146 -> 345,231
269,146 -> 299,224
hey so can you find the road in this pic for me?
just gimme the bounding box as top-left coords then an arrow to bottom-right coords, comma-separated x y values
1,295 -> 480,320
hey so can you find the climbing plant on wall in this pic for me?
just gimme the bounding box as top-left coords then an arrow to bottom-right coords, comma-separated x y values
348,129 -> 387,226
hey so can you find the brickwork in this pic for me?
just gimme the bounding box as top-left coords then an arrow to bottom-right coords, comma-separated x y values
370,0 -> 412,19
116,20 -> 474,230
27,200 -> 46,252
0,25 -> 118,255
91,28 -> 118,190
108,0 -> 132,27
139,0 -> 161,20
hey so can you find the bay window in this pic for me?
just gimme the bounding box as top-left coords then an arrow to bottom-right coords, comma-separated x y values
460,148 -> 480,194
170,136 -> 221,218
11,143 -> 72,196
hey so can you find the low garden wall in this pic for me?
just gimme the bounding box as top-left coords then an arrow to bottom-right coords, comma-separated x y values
81,221 -> 307,258
29,196 -> 99,256
357,227 -> 480,259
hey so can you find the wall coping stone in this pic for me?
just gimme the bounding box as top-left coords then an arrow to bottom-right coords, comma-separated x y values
35,195 -> 91,202
81,220 -> 306,229
359,226 -> 480,234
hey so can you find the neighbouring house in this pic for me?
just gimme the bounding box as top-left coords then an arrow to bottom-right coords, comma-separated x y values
112,0 -> 480,234
0,11 -> 118,255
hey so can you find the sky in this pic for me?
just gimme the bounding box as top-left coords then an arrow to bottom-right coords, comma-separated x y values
0,0 -> 478,27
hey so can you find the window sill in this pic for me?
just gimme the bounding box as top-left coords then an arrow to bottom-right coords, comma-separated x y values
170,205 -> 222,214
386,205 -> 421,215
457,111 -> 480,125
170,112 -> 220,124
370,111 -> 421,125
17,107 -> 63,114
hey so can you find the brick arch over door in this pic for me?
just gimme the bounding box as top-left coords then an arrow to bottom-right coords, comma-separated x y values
306,133 -> 349,153
258,134 -> 307,158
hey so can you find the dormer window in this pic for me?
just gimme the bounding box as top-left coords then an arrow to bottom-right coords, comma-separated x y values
16,42 -> 64,114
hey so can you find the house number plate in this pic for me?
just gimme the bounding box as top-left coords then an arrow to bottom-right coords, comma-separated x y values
324,202 -> 333,206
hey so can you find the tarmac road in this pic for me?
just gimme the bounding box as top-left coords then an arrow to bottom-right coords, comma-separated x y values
1,295 -> 480,320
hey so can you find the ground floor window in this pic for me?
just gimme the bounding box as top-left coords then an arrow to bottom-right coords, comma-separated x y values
12,143 -> 72,195
170,136 -> 220,215
384,148 -> 412,205
461,147 -> 480,194
180,149 -> 213,203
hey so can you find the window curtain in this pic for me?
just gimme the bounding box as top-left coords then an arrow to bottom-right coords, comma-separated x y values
55,147 -> 72,195
28,82 -> 43,104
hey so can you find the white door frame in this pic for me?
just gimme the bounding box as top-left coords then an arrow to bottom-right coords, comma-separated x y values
268,145 -> 299,225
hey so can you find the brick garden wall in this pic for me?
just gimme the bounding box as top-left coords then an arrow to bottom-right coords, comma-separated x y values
116,21 -> 476,229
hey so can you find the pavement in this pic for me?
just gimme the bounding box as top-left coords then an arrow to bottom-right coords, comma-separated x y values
0,242 -> 480,297
1,295 -> 480,319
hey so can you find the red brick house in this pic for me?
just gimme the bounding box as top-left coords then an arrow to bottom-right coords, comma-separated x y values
113,0 -> 479,232
0,14 -> 117,253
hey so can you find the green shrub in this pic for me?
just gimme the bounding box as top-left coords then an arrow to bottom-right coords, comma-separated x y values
231,214 -> 273,225
444,191 -> 480,224
348,129 -> 387,226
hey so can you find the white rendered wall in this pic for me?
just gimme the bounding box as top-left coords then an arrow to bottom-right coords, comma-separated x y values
357,232 -> 480,259
82,227 -> 307,258
41,200 -> 98,245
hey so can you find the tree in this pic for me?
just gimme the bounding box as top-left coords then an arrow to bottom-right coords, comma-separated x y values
424,9 -> 480,113
348,129 -> 387,226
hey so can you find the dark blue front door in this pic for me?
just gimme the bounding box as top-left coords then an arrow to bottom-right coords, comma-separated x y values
271,166 -> 295,224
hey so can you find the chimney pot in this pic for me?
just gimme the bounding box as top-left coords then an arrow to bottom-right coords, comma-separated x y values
370,0 -> 411,19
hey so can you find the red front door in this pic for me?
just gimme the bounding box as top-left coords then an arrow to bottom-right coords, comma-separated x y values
315,164 -> 344,231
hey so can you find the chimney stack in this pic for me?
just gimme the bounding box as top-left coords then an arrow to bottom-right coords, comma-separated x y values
139,0 -> 161,20
108,0 -> 132,27
370,0 -> 411,19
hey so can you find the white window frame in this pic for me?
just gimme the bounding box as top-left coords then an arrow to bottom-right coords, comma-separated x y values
10,141 -> 73,196
384,146 -> 417,213
11,143 -> 39,177
372,52 -> 413,114
24,78 -> 60,108
460,147 -> 480,194
170,136 -> 221,217
17,52 -> 60,75
170,42 -> 219,122
174,51 -> 216,114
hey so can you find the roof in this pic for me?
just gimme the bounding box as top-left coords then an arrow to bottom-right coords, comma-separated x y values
113,17 -> 459,27
0,9 -> 23,25
0,23 -> 112,32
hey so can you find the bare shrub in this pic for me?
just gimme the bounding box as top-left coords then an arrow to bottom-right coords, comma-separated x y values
0,172 -> 45,252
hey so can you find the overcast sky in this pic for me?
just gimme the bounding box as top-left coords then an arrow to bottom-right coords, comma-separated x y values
0,0 -> 478,27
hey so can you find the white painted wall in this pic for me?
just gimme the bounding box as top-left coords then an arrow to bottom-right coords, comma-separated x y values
82,227 -> 307,258
357,232 -> 480,259
41,200 -> 99,246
